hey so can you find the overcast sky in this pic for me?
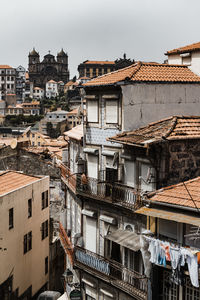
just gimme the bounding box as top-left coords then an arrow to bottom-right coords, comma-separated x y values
1,0 -> 200,77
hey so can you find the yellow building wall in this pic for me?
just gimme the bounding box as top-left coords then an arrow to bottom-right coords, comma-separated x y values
0,176 -> 49,297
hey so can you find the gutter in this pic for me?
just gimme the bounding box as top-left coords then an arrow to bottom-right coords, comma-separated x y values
144,198 -> 199,213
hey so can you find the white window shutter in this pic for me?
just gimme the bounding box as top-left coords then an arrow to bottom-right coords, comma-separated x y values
106,100 -> 118,124
87,100 -> 98,122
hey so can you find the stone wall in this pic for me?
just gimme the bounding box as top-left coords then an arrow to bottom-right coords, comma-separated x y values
0,146 -> 60,178
160,139 -> 200,187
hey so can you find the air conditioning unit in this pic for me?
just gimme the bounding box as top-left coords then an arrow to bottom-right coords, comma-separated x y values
124,223 -> 135,232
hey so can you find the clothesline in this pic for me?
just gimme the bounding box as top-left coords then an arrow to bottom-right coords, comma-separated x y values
144,235 -> 200,288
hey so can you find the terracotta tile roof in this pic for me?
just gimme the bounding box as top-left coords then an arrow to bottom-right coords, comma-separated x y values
0,171 -> 41,196
34,87 -> 43,90
22,101 -> 40,106
47,80 -> 57,83
83,62 -> 200,87
108,116 -> 200,146
84,60 -> 115,65
67,108 -> 78,115
147,176 -> 200,209
64,124 -> 83,141
0,65 -> 12,69
65,80 -> 74,86
166,42 -> 200,55
78,76 -> 91,80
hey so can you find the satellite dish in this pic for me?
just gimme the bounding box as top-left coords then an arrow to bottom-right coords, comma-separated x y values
10,139 -> 18,149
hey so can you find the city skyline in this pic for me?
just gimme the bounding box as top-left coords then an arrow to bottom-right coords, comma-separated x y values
1,0 -> 200,76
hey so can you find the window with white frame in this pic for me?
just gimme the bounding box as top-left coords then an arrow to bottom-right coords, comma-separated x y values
105,100 -> 118,124
87,100 -> 98,123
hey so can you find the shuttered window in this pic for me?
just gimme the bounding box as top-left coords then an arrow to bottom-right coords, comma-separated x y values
87,154 -> 98,179
87,100 -> 98,123
106,100 -> 118,124
85,217 -> 97,252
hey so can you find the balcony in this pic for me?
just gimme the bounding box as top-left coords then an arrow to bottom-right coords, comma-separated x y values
60,164 -> 77,194
59,222 -> 74,265
74,246 -> 147,300
76,175 -> 141,210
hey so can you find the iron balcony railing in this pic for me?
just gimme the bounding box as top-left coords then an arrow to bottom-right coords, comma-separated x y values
74,246 -> 147,300
76,175 -> 141,210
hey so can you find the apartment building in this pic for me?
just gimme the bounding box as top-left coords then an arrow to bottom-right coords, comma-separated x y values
33,87 -> 44,100
0,65 -> 16,101
0,171 -> 49,299
46,80 -> 58,99
59,61 -> 200,299
16,65 -> 26,102
78,54 -> 134,79
166,41 -> 200,76
138,176 -> 200,300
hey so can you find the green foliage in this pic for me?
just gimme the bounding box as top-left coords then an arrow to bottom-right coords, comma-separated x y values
5,114 -> 43,126
46,121 -> 61,138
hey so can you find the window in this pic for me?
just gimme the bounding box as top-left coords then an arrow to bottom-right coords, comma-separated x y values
7,76 -> 10,81
41,220 -> 48,240
106,100 -> 118,124
24,231 -> 32,254
28,199 -> 32,218
45,256 -> 48,274
42,191 -> 48,209
7,84 -> 10,89
87,100 -> 98,122
159,219 -> 177,241
9,208 -> 14,229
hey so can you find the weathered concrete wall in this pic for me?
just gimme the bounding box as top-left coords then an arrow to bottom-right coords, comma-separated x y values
122,83 -> 200,131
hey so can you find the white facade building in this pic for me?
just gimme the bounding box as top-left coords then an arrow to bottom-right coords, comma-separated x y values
33,87 -> 44,100
0,65 -> 16,100
166,41 -> 200,76
46,80 -> 58,99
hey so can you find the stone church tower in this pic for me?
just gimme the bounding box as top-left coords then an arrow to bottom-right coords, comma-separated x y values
28,48 -> 70,88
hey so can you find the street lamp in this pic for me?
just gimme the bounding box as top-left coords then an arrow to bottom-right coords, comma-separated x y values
63,269 -> 73,285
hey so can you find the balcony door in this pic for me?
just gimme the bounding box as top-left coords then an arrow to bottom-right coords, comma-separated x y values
85,217 -> 97,253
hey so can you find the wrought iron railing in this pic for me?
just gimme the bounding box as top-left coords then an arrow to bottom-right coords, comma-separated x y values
74,246 -> 147,299
76,175 -> 140,210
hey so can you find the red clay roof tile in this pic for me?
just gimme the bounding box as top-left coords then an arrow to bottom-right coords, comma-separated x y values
83,62 -> 200,87
166,42 -> 200,55
147,176 -> 200,209
108,116 -> 200,146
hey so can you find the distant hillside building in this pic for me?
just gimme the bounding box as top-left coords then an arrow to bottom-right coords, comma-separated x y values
28,48 -> 70,88
0,65 -> 16,101
78,54 -> 134,78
